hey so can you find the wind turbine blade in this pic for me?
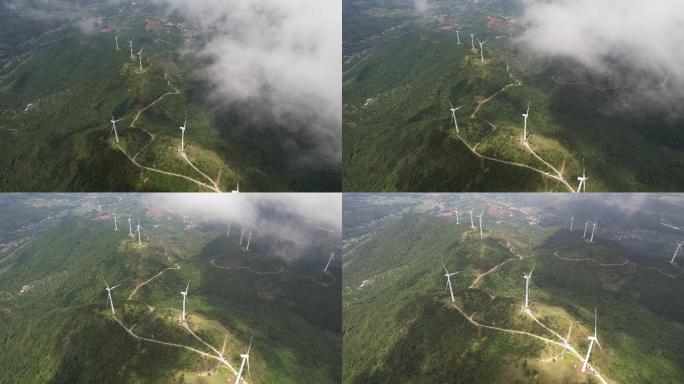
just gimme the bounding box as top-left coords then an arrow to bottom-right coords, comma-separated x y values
443,264 -> 449,274
111,285 -> 120,290
186,280 -> 190,292
529,264 -> 535,277
595,339 -> 603,351
104,279 -> 110,289
594,307 -> 597,337
247,335 -> 253,354
247,356 -> 251,383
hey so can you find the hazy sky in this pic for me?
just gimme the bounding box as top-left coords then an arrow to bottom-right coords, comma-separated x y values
154,0 -> 342,166
519,0 -> 684,112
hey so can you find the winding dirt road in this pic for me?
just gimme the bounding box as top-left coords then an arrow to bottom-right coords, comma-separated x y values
112,315 -> 247,383
450,267 -> 611,383
553,251 -> 682,279
127,266 -> 180,301
470,80 -> 522,119
469,255 -> 522,289
454,133 -> 575,192
210,259 -> 337,287
116,79 -> 222,192
458,69 -> 577,192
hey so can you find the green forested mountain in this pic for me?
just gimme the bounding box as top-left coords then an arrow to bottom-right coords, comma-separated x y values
342,1 -> 684,192
342,195 -> 684,383
0,195 -> 341,383
0,1 -> 339,192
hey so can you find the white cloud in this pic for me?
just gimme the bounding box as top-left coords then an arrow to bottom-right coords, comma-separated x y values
519,0 -> 684,112
146,193 -> 341,260
154,0 -> 342,165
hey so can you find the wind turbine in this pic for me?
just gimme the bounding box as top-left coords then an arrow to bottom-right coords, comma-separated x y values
443,265 -> 460,303
136,219 -> 143,245
128,216 -> 133,236
128,39 -> 134,60
179,118 -> 187,151
671,242 -> 682,263
104,280 -> 120,315
470,33 -> 476,50
324,252 -> 335,272
469,210 -> 474,229
180,280 -> 189,322
522,101 -> 530,142
110,114 -> 123,143
449,102 -> 463,133
246,232 -> 252,251
239,229 -> 244,246
137,47 -> 144,72
577,161 -> 589,193
115,34 -> 120,50
522,265 -> 535,310
583,221 -> 589,239
581,307 -> 602,373
590,222 -> 597,243
477,208 -> 485,238
570,216 -> 574,231
113,216 -> 118,231
235,336 -> 252,384
478,39 -> 487,63
456,29 -> 462,44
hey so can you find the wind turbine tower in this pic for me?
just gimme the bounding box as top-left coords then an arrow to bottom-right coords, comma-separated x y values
246,232 -> 252,250
226,222 -> 231,237
570,216 -> 574,231
110,114 -> 123,143
180,281 -> 189,322
137,47 -> 144,72
671,242 -> 682,263
235,337 -> 252,384
179,118 -> 187,151
522,101 -> 530,142
136,219 -> 143,245
470,33 -> 476,50
239,229 -> 244,246
522,265 -> 535,310
469,210 -> 474,228
583,221 -> 588,238
478,39 -> 487,63
456,29 -> 461,44
449,102 -> 463,133
443,265 -> 460,303
590,223 -> 597,243
128,39 -> 134,60
477,208 -> 485,238
581,307 -> 602,373
105,281 -> 119,315
128,216 -> 133,236
115,35 -> 120,50
113,216 -> 118,231
324,252 -> 335,272
455,210 -> 460,224
577,161 -> 589,193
